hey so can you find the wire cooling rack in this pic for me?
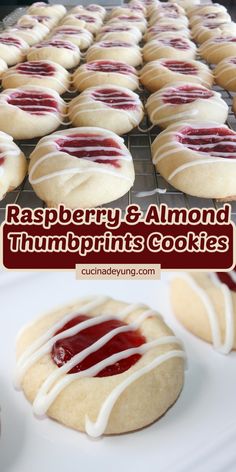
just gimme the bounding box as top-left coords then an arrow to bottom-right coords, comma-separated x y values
0,8 -> 236,223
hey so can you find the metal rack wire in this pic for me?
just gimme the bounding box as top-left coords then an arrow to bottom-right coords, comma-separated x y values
0,8 -> 236,223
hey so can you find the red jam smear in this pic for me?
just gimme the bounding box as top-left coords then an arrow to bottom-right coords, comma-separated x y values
7,91 -> 58,115
51,315 -> 146,376
102,26 -> 132,32
16,61 -> 55,76
35,39 -> 76,50
160,38 -> 190,49
149,25 -> 182,33
163,60 -> 198,75
75,14 -> 96,22
230,57 -> 236,64
116,15 -> 142,20
86,60 -> 135,75
56,133 -> 123,167
213,36 -> 236,43
92,88 -> 137,109
86,5 -> 102,11
0,36 -> 22,47
54,27 -> 84,34
0,156 -> 5,166
177,126 -> 236,158
216,269 -> 236,291
32,15 -> 51,22
163,85 -> 213,104
100,40 -> 131,48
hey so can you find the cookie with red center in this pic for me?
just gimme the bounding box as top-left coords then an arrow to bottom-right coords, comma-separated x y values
107,15 -> 147,33
68,85 -> 143,134
0,34 -> 28,66
0,130 -> 27,201
187,3 -> 228,18
171,271 -> 236,354
214,57 -> 236,92
15,295 -> 185,435
189,11 -> 231,28
61,13 -> 103,34
73,60 -> 139,91
49,26 -> 93,50
146,83 -> 228,128
149,10 -> 189,28
2,60 -> 70,95
199,35 -> 236,65
144,24 -> 190,42
17,14 -> 57,29
96,24 -> 142,44
27,39 -> 80,69
140,59 -> 213,92
109,6 -> 145,19
152,121 -> 236,200
0,85 -> 66,139
5,22 -> 49,46
27,2 -> 66,19
191,21 -> 236,45
148,2 -> 185,17
143,35 -> 197,62
168,0 -> 200,11
86,40 -> 142,67
69,4 -> 106,20
28,127 -> 135,207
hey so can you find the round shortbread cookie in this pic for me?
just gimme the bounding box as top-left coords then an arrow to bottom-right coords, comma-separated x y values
189,11 -> 231,28
15,295 -> 185,436
49,26 -> 93,50
187,3 -> 228,18
27,39 -> 80,69
61,13 -> 103,34
214,57 -> 236,92
149,11 -> 189,28
144,24 -> 190,42
86,40 -> 142,67
27,2 -> 66,19
199,35 -> 236,65
2,60 -> 70,95
5,23 -> 49,46
106,15 -> 147,33
148,2 -> 185,17
146,83 -> 228,128
17,14 -> 57,29
170,271 -> 236,354
68,85 -> 144,134
73,60 -> 139,91
0,85 -> 66,140
96,24 -> 142,44
0,131 -> 27,201
143,35 -> 197,62
192,21 -> 236,45
28,127 -> 135,208
152,121 -> 236,200
69,4 -> 106,20
0,34 -> 28,66
140,59 -> 213,92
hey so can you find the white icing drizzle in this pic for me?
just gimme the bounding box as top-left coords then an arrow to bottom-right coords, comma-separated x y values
174,273 -> 235,354
215,61 -> 236,87
16,296 -> 185,436
73,67 -> 138,88
140,62 -> 212,87
136,188 -> 167,197
5,71 -> 72,93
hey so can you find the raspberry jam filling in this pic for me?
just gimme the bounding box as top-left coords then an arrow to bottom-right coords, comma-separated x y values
0,36 -> 22,47
7,91 -> 58,115
86,60 -> 135,75
102,26 -> 131,32
230,57 -> 236,64
177,126 -> 236,158
163,60 -> 198,75
56,133 -> 123,167
92,88 -> 137,110
216,269 -> 236,291
0,156 -> 5,166
51,315 -> 146,376
159,38 -> 190,49
32,15 -> 51,22
117,15 -> 141,20
163,85 -> 213,104
213,36 -> 236,43
16,61 -> 55,77
54,28 -> 84,35
35,39 -> 76,50
75,14 -> 96,22
100,40 -> 131,48
149,25 -> 181,32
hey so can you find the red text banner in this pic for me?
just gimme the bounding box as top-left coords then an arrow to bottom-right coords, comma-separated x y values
1,203 -> 235,270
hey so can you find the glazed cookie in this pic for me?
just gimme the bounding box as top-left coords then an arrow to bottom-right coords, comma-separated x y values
107,15 -> 147,33
70,4 -> 106,20
189,12 -> 231,28
96,25 -> 142,44
17,14 -> 57,29
0,58 -> 8,78
169,0 -> 200,10
61,14 -> 103,34
0,131 -> 27,201
27,39 -> 80,69
149,11 -> 189,28
170,271 -> 236,354
0,85 -> 66,140
0,35 -> 28,66
144,24 -> 190,42
146,83 -> 228,128
27,2 -> 66,20
73,60 -> 139,92
152,121 -> 236,200
68,86 -> 143,134
143,36 -> 197,62
86,41 -> 142,67
2,61 -> 70,96
192,22 -> 236,45
187,3 -> 228,18
140,59 -> 213,92
15,295 -> 185,436
199,36 -> 236,65
6,23 -> 49,46
109,5 -> 146,18
148,2 -> 186,17
214,57 -> 236,92
49,27 -> 93,50
28,127 -> 135,208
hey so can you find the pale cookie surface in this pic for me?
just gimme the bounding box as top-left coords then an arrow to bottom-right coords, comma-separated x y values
96,24 -> 142,44
27,39 -> 81,69
214,57 -> 236,92
27,3 -> 66,19
170,271 -> 236,354
0,34 -> 28,66
28,127 -> 135,208
61,13 -> 103,34
143,35 -> 197,62
199,36 -> 236,64
16,295 -> 185,436
73,60 -> 139,91
86,40 -> 142,67
144,24 -> 190,42
17,14 -> 58,29
49,26 -> 93,50
191,21 -> 236,45
5,23 -> 49,46
152,121 -> 236,200
0,131 -> 27,201
107,15 -> 147,33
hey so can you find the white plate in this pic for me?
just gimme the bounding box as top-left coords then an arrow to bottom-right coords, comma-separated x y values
0,272 -> 236,472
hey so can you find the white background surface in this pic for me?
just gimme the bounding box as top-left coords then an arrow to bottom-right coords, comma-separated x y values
0,272 -> 236,472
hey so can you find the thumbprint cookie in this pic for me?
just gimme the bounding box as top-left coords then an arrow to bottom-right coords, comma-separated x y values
2,61 -> 70,95
27,39 -> 80,69
146,83 -> 228,128
149,11 -> 189,28
152,121 -> 236,200
214,57 -> 236,92
171,271 -> 236,354
17,14 -> 58,30
140,59 -> 213,92
106,15 -> 147,33
15,295 -> 185,436
68,85 -> 144,135
61,13 -> 103,35
5,22 -> 49,46
0,131 -> 27,201
187,3 -> 228,18
70,4 -> 106,20
96,25 -> 142,44
86,40 -> 142,67
144,24 -> 190,42
143,35 -> 197,62
191,21 -> 236,45
73,60 -> 139,92
29,127 -> 135,208
49,27 -> 93,50
0,86 -> 66,140
27,2 -> 66,20
199,35 -> 236,65
189,11 -> 231,28
0,34 -> 28,66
